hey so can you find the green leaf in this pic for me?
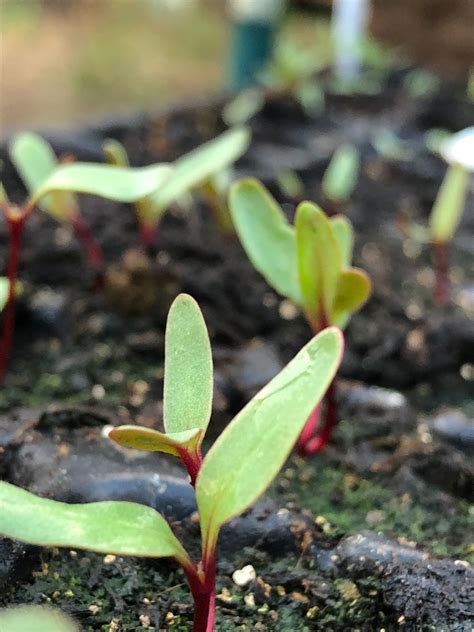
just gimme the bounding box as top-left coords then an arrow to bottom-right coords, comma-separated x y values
295,202 -> 342,327
145,127 -> 251,223
229,179 -> 302,305
430,163 -> 470,243
103,138 -> 130,167
322,144 -> 359,204
30,162 -> 172,207
196,327 -> 343,553
330,215 -> 353,267
164,294 -> 213,437
330,269 -> 371,328
0,278 -> 22,312
0,606 -> 79,632
108,425 -> 202,457
0,482 -> 190,566
9,132 -> 78,222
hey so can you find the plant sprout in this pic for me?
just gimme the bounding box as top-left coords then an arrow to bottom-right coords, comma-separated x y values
0,156 -> 171,379
321,143 -> 360,213
104,127 -> 251,245
0,294 -> 343,631
229,178 -> 370,454
0,605 -> 78,632
429,127 -> 474,305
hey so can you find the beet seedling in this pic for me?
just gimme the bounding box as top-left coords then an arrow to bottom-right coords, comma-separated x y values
429,127 -> 474,305
321,143 -> 360,214
0,155 -> 171,378
230,178 -> 371,454
104,127 -> 251,245
0,294 -> 343,631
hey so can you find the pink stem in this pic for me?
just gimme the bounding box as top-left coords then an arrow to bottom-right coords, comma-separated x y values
177,446 -> 203,488
297,405 -> 322,456
139,221 -> 157,249
0,212 -> 26,379
184,554 -> 216,632
70,212 -> 104,270
433,241 -> 449,306
301,380 -> 338,455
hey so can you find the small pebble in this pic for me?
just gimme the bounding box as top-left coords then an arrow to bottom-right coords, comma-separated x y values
232,564 -> 256,587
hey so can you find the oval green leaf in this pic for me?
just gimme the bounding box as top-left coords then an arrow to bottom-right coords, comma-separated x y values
295,202 -> 342,327
103,138 -> 130,168
164,294 -> 213,437
229,178 -> 302,305
330,268 -> 371,328
0,606 -> 79,632
108,425 -> 202,457
0,482 -> 190,566
430,163 -> 470,243
196,327 -> 344,553
322,143 -> 359,204
330,215 -> 354,267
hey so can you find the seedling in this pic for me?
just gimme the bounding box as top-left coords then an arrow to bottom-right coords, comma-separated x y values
429,127 -> 474,305
0,157 -> 171,378
0,606 -> 78,632
104,127 -> 251,245
321,143 -> 360,214
230,178 -> 370,454
0,294 -> 343,631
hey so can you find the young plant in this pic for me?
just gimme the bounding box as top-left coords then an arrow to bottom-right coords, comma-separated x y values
429,127 -> 474,305
0,158 -> 171,379
321,143 -> 360,214
104,127 -> 251,245
0,294 -> 343,631
229,178 -> 371,454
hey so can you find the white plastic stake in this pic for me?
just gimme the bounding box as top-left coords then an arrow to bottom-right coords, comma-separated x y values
332,0 -> 370,82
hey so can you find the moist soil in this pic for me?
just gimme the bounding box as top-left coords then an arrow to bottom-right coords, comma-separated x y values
0,68 -> 473,630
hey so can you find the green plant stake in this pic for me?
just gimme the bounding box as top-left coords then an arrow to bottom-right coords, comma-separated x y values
0,294 -> 343,632
104,127 -> 251,245
429,127 -> 474,305
321,143 -> 360,214
229,178 -> 370,454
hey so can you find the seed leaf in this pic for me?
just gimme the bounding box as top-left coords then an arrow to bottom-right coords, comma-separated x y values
146,126 -> 251,223
295,202 -> 342,324
430,163 -> 470,243
330,269 -> 371,328
322,143 -> 359,204
196,327 -> 343,552
30,163 -> 172,207
230,178 -> 302,305
164,294 -> 213,437
108,425 -> 202,457
0,482 -> 190,565
0,606 -> 79,632
103,138 -> 130,167
330,215 -> 353,267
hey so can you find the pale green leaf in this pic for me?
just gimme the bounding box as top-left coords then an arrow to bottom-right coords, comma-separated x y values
0,606 -> 79,632
295,202 -> 342,327
196,327 -> 344,551
229,179 -> 302,305
330,269 -> 371,328
164,294 -> 213,436
108,425 -> 202,457
322,143 -> 359,204
103,138 -> 130,167
0,278 -> 22,312
330,215 -> 354,267
430,163 -> 470,243
146,126 -> 251,222
30,163 -> 172,207
0,482 -> 190,565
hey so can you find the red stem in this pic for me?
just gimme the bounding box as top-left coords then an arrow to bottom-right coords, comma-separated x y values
70,212 -> 104,270
0,211 -> 26,379
184,554 -> 216,632
177,446 -> 203,488
138,221 -> 156,249
433,240 -> 449,306
297,404 -> 321,456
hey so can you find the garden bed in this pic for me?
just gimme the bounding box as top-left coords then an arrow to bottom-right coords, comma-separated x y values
1,68 -> 473,630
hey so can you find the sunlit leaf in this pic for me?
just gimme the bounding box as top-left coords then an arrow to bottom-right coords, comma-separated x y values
0,482 -> 190,565
430,163 -> 470,243
0,278 -> 22,312
229,179 -> 302,305
330,269 -> 371,328
164,294 -> 213,437
196,327 -> 343,553
103,138 -> 130,168
145,126 -> 251,223
330,215 -> 353,267
295,202 -> 342,326
322,143 -> 359,204
108,425 -> 202,457
222,89 -> 264,126
0,606 -> 79,632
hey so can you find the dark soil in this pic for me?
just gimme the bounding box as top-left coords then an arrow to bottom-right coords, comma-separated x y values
0,68 -> 473,630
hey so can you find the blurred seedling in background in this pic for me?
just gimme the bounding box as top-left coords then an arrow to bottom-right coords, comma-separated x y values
230,178 -> 370,455
0,294 -> 343,632
0,146 -> 171,378
0,605 -> 78,632
103,126 -> 251,245
321,143 -> 360,214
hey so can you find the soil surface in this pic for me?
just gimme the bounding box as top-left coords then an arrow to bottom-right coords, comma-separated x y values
0,68 -> 473,630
